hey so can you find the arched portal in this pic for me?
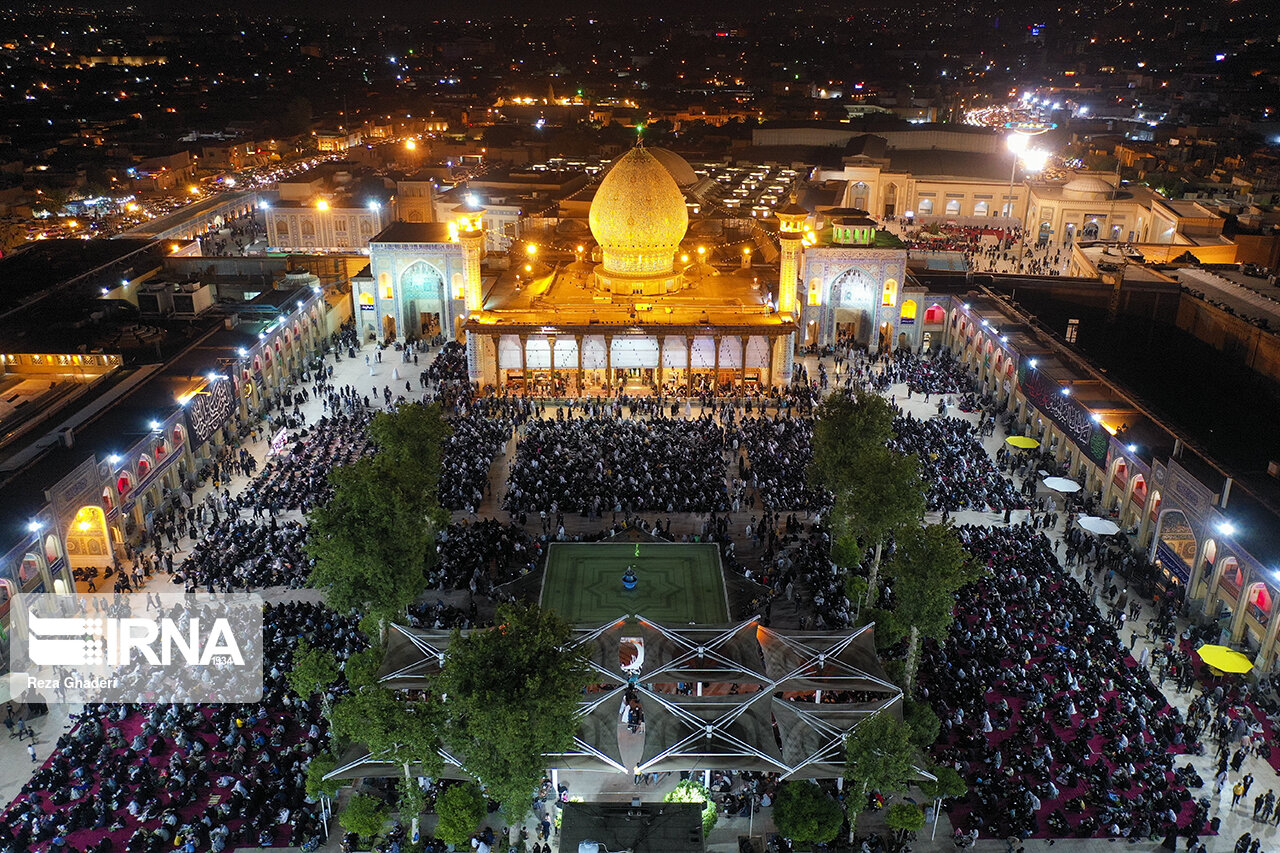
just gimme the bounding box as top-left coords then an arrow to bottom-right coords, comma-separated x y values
829,267 -> 876,347
1246,583 -> 1273,627
18,552 -> 44,591
66,505 -> 112,572
400,261 -> 445,339
1217,557 -> 1244,600
1155,509 -> 1197,588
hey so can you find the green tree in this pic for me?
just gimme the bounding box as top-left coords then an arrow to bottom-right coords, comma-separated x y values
367,402 -> 450,507
304,754 -> 342,800
834,447 -> 925,608
397,776 -> 430,836
771,780 -> 844,845
918,765 -> 967,801
339,793 -> 388,844
810,391 -> 924,606
882,524 -> 978,692
844,713 -> 918,809
329,686 -> 443,777
307,456 -> 438,619
810,390 -> 895,493
436,603 -> 591,820
885,802 -> 925,848
343,645 -> 384,689
902,699 -> 941,749
434,782 -> 489,846
288,639 -> 339,703
308,403 -> 450,620
664,779 -> 718,836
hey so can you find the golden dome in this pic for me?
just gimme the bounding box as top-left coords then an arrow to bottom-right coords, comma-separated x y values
589,146 -> 689,277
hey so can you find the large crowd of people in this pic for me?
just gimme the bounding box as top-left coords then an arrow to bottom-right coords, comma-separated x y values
737,414 -> 822,511
439,413 -> 513,512
237,410 -> 374,512
0,601 -> 361,853
890,414 -> 1026,512
503,415 -> 731,515
6,315 -> 1272,853
919,525 -> 1201,841
429,519 -> 542,596
176,517 -> 310,592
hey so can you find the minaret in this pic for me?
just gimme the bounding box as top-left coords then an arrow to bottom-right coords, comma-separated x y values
774,191 -> 809,316
451,196 -> 486,313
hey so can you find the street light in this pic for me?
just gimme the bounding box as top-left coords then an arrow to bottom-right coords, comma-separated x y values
1218,521 -> 1237,536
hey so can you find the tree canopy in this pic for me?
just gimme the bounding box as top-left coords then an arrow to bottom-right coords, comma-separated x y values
435,602 -> 591,820
844,713 -> 918,805
664,779 -> 718,836
434,782 -> 489,846
809,390 -> 925,605
338,793 -> 388,843
810,390 -> 895,493
287,639 -> 339,699
771,780 -> 844,845
329,685 -> 444,777
882,523 -> 978,690
307,403 -> 451,618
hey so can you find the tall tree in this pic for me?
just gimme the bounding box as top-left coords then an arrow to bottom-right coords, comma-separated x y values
329,685 -> 444,778
307,457 -> 437,618
308,403 -> 450,619
367,402 -> 450,508
771,780 -> 844,846
882,523 -> 978,692
810,390 -> 895,494
435,603 -> 591,821
810,390 -> 924,603
844,713 -> 917,809
835,446 -> 925,608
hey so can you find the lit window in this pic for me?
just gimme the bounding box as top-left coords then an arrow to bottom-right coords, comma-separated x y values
881,279 -> 897,308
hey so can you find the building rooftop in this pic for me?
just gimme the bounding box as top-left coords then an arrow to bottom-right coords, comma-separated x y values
370,222 -> 454,244
473,263 -> 791,333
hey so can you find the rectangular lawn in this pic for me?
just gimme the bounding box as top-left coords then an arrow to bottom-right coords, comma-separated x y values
541,542 -> 730,625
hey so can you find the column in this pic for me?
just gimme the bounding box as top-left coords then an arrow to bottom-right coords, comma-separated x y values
576,334 -> 584,396
1256,603 -> 1280,672
712,335 -> 722,394
1228,575 -> 1251,644
548,334 -> 557,398
685,335 -> 694,397
604,335 -> 613,397
518,334 -> 528,398
657,337 -> 665,393
765,335 -> 775,389
739,335 -> 748,394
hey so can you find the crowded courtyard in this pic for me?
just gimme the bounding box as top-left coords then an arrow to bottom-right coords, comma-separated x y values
0,320 -> 1273,853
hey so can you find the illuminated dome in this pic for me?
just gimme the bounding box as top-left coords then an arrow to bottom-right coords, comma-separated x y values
603,146 -> 699,189
1063,175 -> 1115,200
590,146 -> 689,278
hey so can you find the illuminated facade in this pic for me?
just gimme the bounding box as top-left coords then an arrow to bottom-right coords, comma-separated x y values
361,146 -> 917,392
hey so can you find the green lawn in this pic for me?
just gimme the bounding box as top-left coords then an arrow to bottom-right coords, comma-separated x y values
541,542 -> 730,625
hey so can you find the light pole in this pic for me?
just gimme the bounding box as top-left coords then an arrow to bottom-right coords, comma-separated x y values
1006,132 -> 1029,273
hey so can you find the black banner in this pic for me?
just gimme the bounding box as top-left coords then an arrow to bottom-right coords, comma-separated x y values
185,378 -> 237,447
1016,362 -> 1110,467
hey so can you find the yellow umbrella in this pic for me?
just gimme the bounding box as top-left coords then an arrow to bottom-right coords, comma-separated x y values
1006,436 -> 1040,449
1196,644 -> 1254,674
